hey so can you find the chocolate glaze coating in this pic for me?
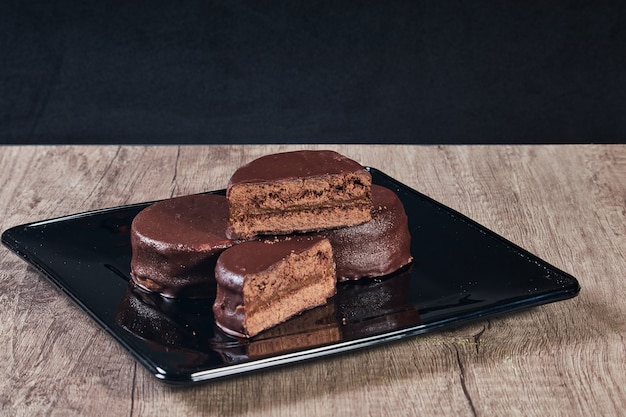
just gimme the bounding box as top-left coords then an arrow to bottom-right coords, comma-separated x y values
213,236 -> 329,337
130,193 -> 236,298
325,185 -> 413,280
227,150 -> 369,187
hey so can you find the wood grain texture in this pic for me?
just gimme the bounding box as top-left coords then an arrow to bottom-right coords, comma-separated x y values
0,145 -> 624,416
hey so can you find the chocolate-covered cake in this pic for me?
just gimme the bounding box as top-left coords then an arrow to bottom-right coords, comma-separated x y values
226,150 -> 373,239
325,185 -> 413,281
130,194 -> 237,298
127,150 -> 416,343
213,236 -> 336,338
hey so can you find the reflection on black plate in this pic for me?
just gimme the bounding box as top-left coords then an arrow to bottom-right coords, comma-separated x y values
1,168 -> 580,385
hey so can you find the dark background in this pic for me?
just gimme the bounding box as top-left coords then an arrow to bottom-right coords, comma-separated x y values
2,1 -> 625,144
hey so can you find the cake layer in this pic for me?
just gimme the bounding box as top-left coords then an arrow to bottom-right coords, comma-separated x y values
227,150 -> 372,238
130,194 -> 236,298
213,236 -> 336,338
230,203 -> 372,239
228,174 -> 372,213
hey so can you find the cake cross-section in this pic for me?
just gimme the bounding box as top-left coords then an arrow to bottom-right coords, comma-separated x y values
213,236 -> 337,338
226,150 -> 373,239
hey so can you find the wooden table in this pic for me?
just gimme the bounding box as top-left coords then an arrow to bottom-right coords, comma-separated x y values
1,145 -> 624,416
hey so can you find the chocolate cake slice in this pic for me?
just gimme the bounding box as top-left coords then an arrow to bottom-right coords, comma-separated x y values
213,236 -> 336,338
226,150 -> 373,239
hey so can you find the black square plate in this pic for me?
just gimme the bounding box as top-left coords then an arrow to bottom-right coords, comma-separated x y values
1,168 -> 580,385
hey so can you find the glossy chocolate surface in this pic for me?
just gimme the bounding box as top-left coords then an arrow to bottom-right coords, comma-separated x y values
130,193 -> 235,297
215,236 -> 328,289
227,150 -> 369,187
